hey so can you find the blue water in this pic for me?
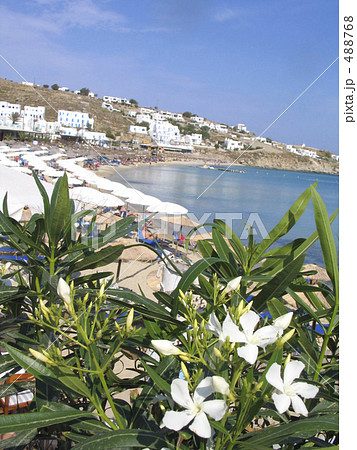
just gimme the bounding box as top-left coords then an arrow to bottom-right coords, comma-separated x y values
110,165 -> 339,267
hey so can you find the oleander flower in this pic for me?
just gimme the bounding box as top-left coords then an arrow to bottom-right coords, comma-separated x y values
272,312 -> 293,337
57,278 -> 71,305
266,361 -> 319,416
235,311 -> 278,364
206,311 -> 241,343
151,340 -> 182,356
161,378 -> 227,438
212,376 -> 230,395
222,276 -> 242,294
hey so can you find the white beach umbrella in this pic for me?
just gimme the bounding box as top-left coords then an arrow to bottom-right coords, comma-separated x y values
126,192 -> 161,211
147,201 -> 188,215
69,187 -> 124,207
0,164 -> 54,219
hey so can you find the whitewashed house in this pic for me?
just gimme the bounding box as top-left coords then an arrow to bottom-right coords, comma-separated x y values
0,101 -> 22,125
136,114 -> 152,124
225,138 -> 244,150
191,116 -> 205,123
21,81 -> 34,87
58,87 -> 69,92
58,110 -> 94,129
331,154 -> 339,161
129,125 -> 147,134
298,149 -> 317,158
214,124 -> 228,133
237,123 -> 248,132
149,121 -> 180,145
103,96 -> 130,105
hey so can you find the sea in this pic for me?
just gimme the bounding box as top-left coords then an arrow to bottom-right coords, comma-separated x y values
109,164 -> 339,268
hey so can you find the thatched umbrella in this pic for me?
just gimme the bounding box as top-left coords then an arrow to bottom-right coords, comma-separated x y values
302,264 -> 330,282
160,215 -> 199,228
190,232 -> 213,242
96,211 -> 122,227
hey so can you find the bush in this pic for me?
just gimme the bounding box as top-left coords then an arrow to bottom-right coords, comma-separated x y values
0,179 -> 339,448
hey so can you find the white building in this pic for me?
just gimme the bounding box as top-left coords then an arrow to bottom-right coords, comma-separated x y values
331,154 -> 339,161
237,123 -> 247,132
58,87 -> 69,92
129,125 -> 147,134
214,124 -> 228,133
0,101 -> 22,124
34,120 -> 60,134
139,107 -> 155,115
58,110 -> 94,129
298,149 -> 317,158
225,138 -> 244,150
149,121 -> 180,145
102,102 -> 113,111
191,116 -> 205,123
178,133 -> 202,146
21,81 -> 34,87
22,105 -> 45,121
88,92 -> 95,98
59,127 -> 107,144
285,144 -> 295,152
136,114 -> 152,124
103,95 -> 130,105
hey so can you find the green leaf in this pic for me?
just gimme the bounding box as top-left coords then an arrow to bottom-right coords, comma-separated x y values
250,183 -> 316,267
252,254 -> 306,311
72,429 -> 175,449
0,409 -> 92,434
237,414 -> 338,447
70,244 -> 124,273
52,365 -> 92,399
49,174 -> 71,244
0,429 -> 38,449
140,360 -> 171,395
311,187 -> 339,295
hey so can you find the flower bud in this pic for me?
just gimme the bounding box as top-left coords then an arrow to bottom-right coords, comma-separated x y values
29,348 -> 54,365
277,329 -> 295,348
212,376 -> 230,395
151,340 -> 182,356
57,278 -> 71,305
180,362 -> 190,382
126,308 -> 134,333
99,282 -> 106,298
213,347 -> 224,360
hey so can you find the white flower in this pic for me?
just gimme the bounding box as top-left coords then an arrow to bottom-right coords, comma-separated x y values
206,311 -> 241,343
212,376 -> 230,395
235,311 -> 278,364
222,276 -> 242,294
162,378 -> 227,438
266,361 -> 319,416
151,340 -> 182,356
272,312 -> 293,337
57,278 -> 71,305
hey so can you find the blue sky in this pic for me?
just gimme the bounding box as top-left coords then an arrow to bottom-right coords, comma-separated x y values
0,0 -> 339,153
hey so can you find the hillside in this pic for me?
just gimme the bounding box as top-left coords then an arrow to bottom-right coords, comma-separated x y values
0,77 -> 135,139
0,77 -> 339,175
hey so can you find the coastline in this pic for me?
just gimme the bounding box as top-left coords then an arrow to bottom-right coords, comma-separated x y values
95,158 -> 339,180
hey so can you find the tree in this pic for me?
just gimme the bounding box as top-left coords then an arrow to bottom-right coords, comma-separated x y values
43,84 -> 49,88
80,87 -> 90,96
183,111 -> 192,118
86,123 -> 92,131
11,112 -> 20,124
129,99 -> 138,107
106,129 -> 115,139
200,125 -> 210,141
51,84 -> 59,90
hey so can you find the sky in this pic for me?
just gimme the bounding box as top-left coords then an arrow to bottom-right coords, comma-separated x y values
0,0 -> 339,153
